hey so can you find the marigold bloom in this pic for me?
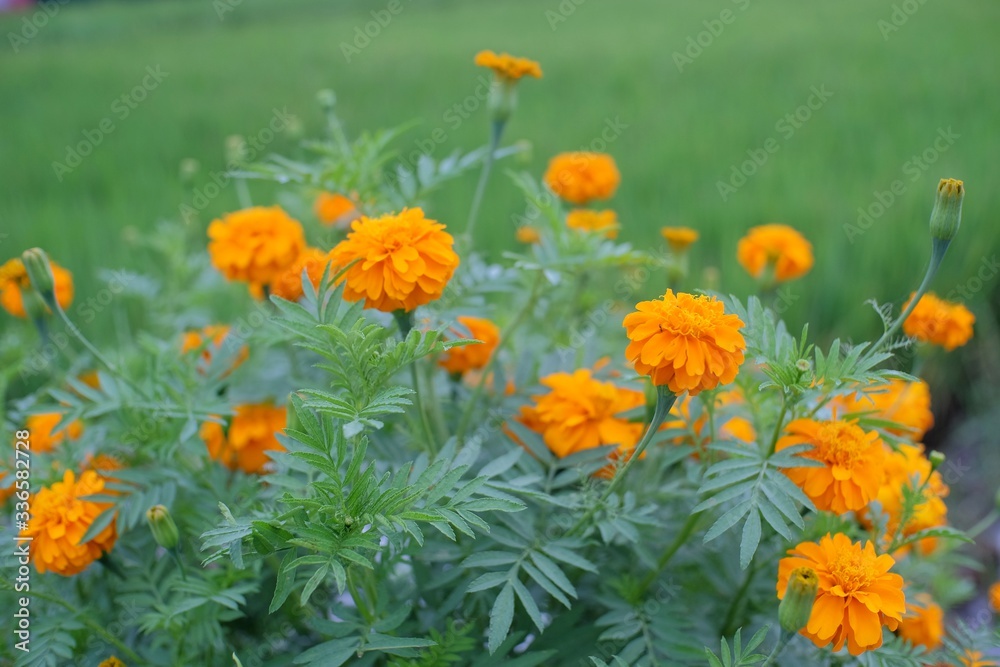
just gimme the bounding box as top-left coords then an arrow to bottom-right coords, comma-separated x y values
990,582 -> 1000,613
207,206 -> 306,286
660,226 -> 699,252
834,378 -> 934,439
544,152 -> 620,205
566,209 -> 618,239
902,292 -> 975,351
24,413 -> 83,454
863,443 -> 949,555
0,257 -> 74,318
897,594 -> 944,650
181,324 -> 249,372
438,316 -> 501,375
516,226 -> 541,244
98,657 -> 126,667
21,470 -> 118,576
623,290 -> 745,396
314,191 -> 358,226
736,224 -> 814,283
776,419 -> 885,514
777,533 -> 906,656
474,50 -> 542,81
270,248 -> 338,301
330,208 -> 459,312
514,369 -> 644,474
201,404 -> 286,474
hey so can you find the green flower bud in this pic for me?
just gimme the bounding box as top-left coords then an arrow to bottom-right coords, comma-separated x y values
487,80 -> 518,124
316,89 -> 336,111
779,567 -> 818,634
146,505 -> 179,550
929,178 -> 964,242
928,450 -> 945,473
21,248 -> 56,306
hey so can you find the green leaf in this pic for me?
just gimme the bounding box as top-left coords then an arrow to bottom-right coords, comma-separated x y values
488,582 -> 515,654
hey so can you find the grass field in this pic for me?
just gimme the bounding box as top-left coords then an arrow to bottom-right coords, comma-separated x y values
2,0 -> 999,345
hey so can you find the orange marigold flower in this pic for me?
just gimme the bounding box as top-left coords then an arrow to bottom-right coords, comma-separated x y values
181,324 -> 249,372
623,290 -> 746,396
776,419 -> 885,514
79,370 -> 101,389
516,226 -> 541,244
21,470 -> 118,576
897,594 -> 944,650
736,224 -> 814,283
514,369 -> 644,474
990,582 -> 1000,613
660,226 -> 699,252
270,248 -> 338,302
566,209 -> 618,239
862,443 -> 949,555
24,413 -> 83,454
314,191 -> 358,226
834,378 -> 934,439
207,206 -> 306,286
1,257 -> 74,318
777,533 -> 906,656
474,50 -> 542,81
330,208 -> 459,312
98,658 -> 126,667
438,316 -> 501,375
544,152 -> 620,205
903,292 -> 975,351
201,404 -> 286,474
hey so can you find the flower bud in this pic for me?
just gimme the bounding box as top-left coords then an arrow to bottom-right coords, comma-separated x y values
779,567 -> 818,634
928,450 -> 945,473
487,80 -> 518,124
146,505 -> 179,550
316,89 -> 336,111
929,178 -> 964,242
21,248 -> 56,307
225,135 -> 248,166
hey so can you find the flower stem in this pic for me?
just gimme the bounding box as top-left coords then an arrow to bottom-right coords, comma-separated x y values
464,119 -> 506,249
53,301 -> 147,397
455,270 -> 543,445
871,238 -> 949,356
394,310 -> 438,453
765,394 -> 790,457
567,386 -> 677,538
637,508 -> 701,595
762,629 -> 794,666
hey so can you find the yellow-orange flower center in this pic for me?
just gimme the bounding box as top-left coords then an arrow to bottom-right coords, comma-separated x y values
813,421 -> 871,469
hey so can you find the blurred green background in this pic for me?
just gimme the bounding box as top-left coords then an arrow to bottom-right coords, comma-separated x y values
1,0 -> 998,370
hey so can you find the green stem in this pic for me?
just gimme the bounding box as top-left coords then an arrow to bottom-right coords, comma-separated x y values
871,238 -> 949,356
30,588 -> 143,663
455,270 -> 544,444
765,394 -> 790,457
966,509 -> 999,539
638,509 -> 701,595
762,629 -> 794,666
568,387 -> 677,538
464,119 -> 506,249
53,301 -> 147,397
394,311 -> 438,453
720,559 -> 767,637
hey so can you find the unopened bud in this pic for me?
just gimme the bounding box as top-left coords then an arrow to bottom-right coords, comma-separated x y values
795,359 -> 811,373
316,89 -> 336,111
779,567 -> 818,634
21,248 -> 56,307
487,80 -> 518,124
928,450 -> 945,472
929,178 -> 964,242
146,505 -> 179,550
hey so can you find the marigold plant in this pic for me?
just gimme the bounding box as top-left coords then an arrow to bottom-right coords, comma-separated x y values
902,291 -> 976,350
543,151 -> 621,204
207,205 -> 306,286
201,403 -> 287,474
736,223 -> 814,283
